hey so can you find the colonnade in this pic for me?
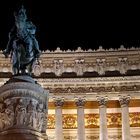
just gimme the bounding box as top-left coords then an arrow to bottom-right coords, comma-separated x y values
54,95 -> 131,140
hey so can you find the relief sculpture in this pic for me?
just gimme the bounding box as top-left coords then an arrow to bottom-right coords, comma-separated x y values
0,98 -> 46,132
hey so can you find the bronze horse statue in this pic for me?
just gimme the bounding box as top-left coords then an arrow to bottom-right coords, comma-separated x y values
3,6 -> 41,75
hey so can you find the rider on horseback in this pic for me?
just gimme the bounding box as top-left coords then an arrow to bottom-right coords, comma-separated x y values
3,5 -> 41,75
3,5 -> 41,59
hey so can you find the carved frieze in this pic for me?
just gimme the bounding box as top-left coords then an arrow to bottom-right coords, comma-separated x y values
85,114 -> 99,128
46,84 -> 140,95
0,76 -> 48,134
63,114 -> 77,129
47,115 -> 55,129
47,112 -> 140,129
0,97 -> 46,132
129,112 -> 140,127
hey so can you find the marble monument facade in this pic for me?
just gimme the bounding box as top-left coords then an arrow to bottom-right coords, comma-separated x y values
0,46 -> 140,140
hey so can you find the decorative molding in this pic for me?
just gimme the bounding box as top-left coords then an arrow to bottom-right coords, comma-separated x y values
129,112 -> 140,127
47,112 -> 140,129
85,114 -> 99,128
63,114 -> 77,128
1,76 -> 140,86
36,76 -> 140,83
46,85 -> 140,94
35,45 -> 140,53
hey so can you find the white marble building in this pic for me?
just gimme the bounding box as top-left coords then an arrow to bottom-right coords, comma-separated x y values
0,45 -> 140,140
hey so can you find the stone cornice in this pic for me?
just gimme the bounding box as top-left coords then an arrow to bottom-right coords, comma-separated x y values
39,45 -> 140,54
40,49 -> 140,57
36,76 -> 140,83
1,76 -> 140,85
1,50 -> 139,60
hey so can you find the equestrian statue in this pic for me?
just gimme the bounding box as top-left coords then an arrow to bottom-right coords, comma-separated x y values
3,5 -> 41,75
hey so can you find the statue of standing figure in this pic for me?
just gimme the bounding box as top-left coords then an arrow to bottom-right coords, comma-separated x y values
3,5 -> 41,75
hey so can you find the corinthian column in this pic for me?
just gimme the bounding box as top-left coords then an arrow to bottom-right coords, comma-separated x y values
75,97 -> 86,140
97,96 -> 108,140
54,98 -> 64,140
119,95 -> 131,140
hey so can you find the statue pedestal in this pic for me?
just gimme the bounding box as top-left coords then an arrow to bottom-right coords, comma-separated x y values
0,75 -> 48,140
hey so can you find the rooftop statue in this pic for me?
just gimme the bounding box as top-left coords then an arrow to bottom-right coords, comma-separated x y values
3,5 -> 41,75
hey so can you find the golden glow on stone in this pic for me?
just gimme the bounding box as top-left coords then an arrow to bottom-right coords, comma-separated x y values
47,112 -> 140,129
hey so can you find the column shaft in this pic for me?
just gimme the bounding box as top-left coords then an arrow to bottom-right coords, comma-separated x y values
75,98 -> 86,140
99,106 -> 108,140
77,107 -> 85,140
54,98 -> 64,140
119,96 -> 131,140
55,107 -> 63,140
97,96 -> 108,140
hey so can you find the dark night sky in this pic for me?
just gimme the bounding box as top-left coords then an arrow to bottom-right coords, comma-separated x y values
0,1 -> 140,51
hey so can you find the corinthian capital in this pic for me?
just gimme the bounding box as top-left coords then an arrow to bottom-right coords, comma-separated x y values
96,96 -> 108,107
75,97 -> 86,107
119,95 -> 131,107
54,98 -> 64,107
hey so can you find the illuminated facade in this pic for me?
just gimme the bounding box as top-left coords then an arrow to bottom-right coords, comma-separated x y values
0,45 -> 140,140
